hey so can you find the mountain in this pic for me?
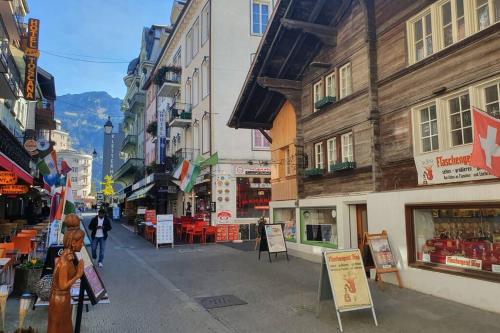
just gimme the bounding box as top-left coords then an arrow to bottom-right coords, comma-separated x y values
55,91 -> 123,188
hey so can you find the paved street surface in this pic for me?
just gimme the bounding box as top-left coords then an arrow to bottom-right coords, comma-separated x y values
6,214 -> 500,332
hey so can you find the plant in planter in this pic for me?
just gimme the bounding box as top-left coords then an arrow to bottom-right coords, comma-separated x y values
13,259 -> 44,296
146,121 -> 158,137
153,66 -> 168,86
304,168 -> 324,177
329,161 -> 356,172
314,96 -> 336,110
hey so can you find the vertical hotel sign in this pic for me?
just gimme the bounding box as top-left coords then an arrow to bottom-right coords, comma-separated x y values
157,106 -> 167,165
24,19 -> 40,100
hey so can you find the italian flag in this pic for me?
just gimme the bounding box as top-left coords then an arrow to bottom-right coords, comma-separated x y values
63,177 -> 76,215
173,160 -> 199,193
37,150 -> 58,176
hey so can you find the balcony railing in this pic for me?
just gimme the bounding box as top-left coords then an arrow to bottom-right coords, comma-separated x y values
35,100 -> 55,130
121,134 -> 137,154
113,157 -> 144,183
157,66 -> 181,97
175,148 -> 199,162
169,103 -> 192,128
129,91 -> 145,113
0,39 -> 22,99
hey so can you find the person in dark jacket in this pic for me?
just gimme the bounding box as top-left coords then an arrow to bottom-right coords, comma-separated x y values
88,208 -> 112,267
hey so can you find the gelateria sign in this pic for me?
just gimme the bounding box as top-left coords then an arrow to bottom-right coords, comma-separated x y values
414,146 -> 495,185
24,18 -> 40,101
0,185 -> 29,195
0,171 -> 17,185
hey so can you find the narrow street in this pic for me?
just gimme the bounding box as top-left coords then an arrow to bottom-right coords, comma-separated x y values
9,214 -> 499,333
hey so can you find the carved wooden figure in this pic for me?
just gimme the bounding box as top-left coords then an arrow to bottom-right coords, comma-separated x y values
47,214 -> 85,333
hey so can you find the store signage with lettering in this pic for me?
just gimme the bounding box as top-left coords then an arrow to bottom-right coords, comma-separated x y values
157,106 -> 167,165
445,256 -> 482,270
0,172 -> 17,185
250,183 -> 271,188
0,185 -> 29,195
24,18 -> 40,101
235,166 -> 271,176
414,146 -> 495,185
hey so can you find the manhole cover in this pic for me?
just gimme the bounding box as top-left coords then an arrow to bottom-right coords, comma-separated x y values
196,295 -> 247,309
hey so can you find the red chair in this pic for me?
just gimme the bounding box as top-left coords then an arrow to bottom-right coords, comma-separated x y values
145,226 -> 155,243
204,226 -> 217,243
12,236 -> 32,257
187,225 -> 203,244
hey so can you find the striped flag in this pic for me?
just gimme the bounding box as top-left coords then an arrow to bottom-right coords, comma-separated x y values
63,177 -> 76,215
173,160 -> 200,193
37,150 -> 58,176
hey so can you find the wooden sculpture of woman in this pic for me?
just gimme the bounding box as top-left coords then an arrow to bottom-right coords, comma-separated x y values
47,214 -> 85,333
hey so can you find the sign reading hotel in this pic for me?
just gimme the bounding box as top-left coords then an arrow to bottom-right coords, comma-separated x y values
415,146 -> 495,185
24,18 -> 40,101
445,256 -> 482,270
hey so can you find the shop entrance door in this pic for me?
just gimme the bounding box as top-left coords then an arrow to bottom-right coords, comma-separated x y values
356,204 -> 368,254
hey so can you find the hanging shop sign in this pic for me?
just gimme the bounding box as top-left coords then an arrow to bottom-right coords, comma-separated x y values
0,185 -> 29,195
414,146 -> 494,185
0,171 -> 18,185
157,107 -> 167,165
318,249 -> 378,332
24,18 -> 40,101
23,139 -> 38,155
235,166 -> 271,176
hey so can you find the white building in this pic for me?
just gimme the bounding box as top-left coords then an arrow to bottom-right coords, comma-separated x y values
57,149 -> 93,201
154,0 -> 273,224
48,119 -> 70,152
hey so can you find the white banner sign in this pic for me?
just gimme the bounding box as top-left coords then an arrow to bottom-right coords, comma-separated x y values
156,214 -> 174,247
265,224 -> 287,253
414,146 -> 494,185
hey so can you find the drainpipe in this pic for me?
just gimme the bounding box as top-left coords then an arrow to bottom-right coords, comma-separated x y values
208,0 -> 213,225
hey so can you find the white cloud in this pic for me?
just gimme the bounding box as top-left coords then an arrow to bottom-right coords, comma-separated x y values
64,111 -> 78,117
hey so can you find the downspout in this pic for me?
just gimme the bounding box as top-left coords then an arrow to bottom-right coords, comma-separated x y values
208,0 -> 213,225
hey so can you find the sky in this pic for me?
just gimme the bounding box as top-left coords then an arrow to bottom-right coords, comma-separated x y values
28,0 -> 174,98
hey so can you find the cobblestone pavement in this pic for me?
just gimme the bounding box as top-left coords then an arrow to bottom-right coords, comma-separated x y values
5,214 -> 500,332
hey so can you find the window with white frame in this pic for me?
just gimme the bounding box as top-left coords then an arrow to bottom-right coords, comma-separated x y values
201,3 -> 210,44
202,59 -> 209,98
409,11 -> 433,63
314,142 -> 323,169
186,28 -> 193,64
440,0 -> 466,47
325,72 -> 336,98
341,133 -> 354,162
251,0 -> 270,35
419,104 -> 439,152
192,71 -> 199,106
193,18 -> 200,57
449,93 -> 472,146
313,80 -> 323,111
71,177 -> 77,183
252,129 -> 270,150
339,63 -> 352,99
327,138 -> 337,171
484,82 -> 500,118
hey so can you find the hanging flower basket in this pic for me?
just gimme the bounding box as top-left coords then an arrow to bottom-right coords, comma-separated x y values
304,168 -> 324,177
329,161 -> 356,172
314,96 -> 336,110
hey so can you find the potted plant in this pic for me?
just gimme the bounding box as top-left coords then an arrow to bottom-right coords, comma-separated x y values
314,96 -> 336,110
329,161 -> 357,172
304,168 -> 324,177
13,259 -> 44,295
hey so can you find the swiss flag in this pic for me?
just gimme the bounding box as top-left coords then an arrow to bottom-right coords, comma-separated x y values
470,107 -> 500,177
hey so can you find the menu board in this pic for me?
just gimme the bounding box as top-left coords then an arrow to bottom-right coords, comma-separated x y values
323,250 -> 372,310
156,214 -> 174,247
264,224 -> 287,253
78,243 -> 106,304
227,224 -> 239,241
216,225 -> 228,242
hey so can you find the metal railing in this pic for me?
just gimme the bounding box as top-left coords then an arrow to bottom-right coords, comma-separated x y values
169,102 -> 192,123
174,148 -> 199,162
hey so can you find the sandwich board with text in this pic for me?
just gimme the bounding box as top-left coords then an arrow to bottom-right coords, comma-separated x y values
260,224 -> 289,262
156,214 -> 174,248
317,249 -> 377,332
364,230 -> 403,288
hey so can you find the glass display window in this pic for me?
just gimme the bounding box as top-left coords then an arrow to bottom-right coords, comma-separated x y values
236,177 -> 271,218
300,208 -> 338,248
273,208 -> 296,242
408,205 -> 500,281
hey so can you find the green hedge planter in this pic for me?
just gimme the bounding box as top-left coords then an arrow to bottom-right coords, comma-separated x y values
314,96 -> 336,109
304,168 -> 324,177
329,161 -> 356,172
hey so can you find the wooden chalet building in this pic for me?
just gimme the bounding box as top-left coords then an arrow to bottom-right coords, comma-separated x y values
229,0 -> 500,313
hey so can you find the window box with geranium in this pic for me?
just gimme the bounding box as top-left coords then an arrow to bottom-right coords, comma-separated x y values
329,161 -> 356,172
314,96 -> 336,110
304,168 -> 324,177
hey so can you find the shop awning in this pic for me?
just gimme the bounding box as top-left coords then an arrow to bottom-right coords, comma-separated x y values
0,152 -> 33,185
127,184 -> 155,201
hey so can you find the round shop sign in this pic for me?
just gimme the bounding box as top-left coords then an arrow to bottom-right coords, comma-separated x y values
37,138 -> 50,151
216,210 -> 232,222
24,139 -> 38,152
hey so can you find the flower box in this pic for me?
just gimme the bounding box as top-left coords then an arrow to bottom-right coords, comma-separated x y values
314,96 -> 336,110
329,161 -> 356,172
304,168 -> 324,177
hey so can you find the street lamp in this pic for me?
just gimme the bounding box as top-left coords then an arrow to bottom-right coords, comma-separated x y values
104,116 -> 113,135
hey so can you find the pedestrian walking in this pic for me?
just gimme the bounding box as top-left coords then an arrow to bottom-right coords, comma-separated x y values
186,202 -> 192,217
88,208 -> 112,268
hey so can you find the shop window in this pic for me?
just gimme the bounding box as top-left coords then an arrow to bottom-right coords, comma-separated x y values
339,63 -> 352,99
236,177 -> 271,218
327,138 -> 337,172
341,132 -> 353,162
419,104 -> 439,152
274,208 -> 296,242
449,93 -> 472,146
407,205 -> 500,281
300,208 -> 338,248
314,142 -> 323,169
484,82 -> 500,118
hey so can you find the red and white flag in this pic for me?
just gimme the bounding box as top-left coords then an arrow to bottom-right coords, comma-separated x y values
470,107 -> 500,177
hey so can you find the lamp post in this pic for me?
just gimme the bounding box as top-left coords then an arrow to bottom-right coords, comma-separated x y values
104,116 -> 113,135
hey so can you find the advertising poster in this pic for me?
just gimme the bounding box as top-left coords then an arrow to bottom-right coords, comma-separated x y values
324,250 -> 372,310
145,210 -> 157,224
215,171 -> 234,224
264,224 -> 287,253
156,214 -> 174,246
367,236 -> 396,270
414,146 -> 494,185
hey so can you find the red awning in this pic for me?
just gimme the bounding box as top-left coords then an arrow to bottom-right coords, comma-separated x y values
0,152 -> 33,185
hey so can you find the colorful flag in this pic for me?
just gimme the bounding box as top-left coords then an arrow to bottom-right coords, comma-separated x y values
59,160 -> 72,175
172,160 -> 199,193
63,177 -> 76,215
37,150 -> 58,176
470,107 -> 500,177
54,186 -> 65,221
49,192 -> 60,222
199,152 -> 218,168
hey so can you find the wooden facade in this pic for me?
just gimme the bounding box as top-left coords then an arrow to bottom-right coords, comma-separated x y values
229,0 -> 500,200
